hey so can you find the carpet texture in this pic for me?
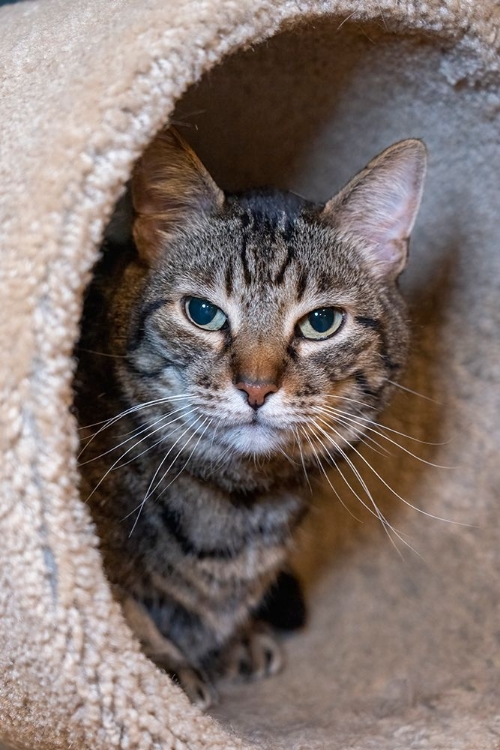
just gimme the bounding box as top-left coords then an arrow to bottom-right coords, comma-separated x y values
1,1 -> 500,748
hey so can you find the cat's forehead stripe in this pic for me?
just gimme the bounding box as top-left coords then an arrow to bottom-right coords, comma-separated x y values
273,242 -> 295,286
230,210 -> 304,295
224,257 -> 234,297
239,232 -> 252,286
296,269 -> 308,301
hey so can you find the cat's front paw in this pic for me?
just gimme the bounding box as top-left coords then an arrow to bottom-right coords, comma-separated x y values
170,665 -> 219,710
219,623 -> 284,682
152,655 -> 218,709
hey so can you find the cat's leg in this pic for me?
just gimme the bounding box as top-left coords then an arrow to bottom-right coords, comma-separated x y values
210,570 -> 305,683
254,568 -> 306,631
215,620 -> 285,682
121,596 -> 218,709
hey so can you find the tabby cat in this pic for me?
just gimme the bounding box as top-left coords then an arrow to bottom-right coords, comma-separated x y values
75,127 -> 426,708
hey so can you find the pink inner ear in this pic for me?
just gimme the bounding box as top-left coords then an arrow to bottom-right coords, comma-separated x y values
375,237 -> 407,269
327,140 -> 427,278
368,189 -> 417,248
131,128 -> 225,264
351,195 -> 414,276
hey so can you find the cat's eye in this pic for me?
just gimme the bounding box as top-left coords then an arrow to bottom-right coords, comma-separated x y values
184,297 -> 227,331
296,307 -> 344,340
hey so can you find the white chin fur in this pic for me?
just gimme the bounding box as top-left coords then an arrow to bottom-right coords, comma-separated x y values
221,423 -> 286,456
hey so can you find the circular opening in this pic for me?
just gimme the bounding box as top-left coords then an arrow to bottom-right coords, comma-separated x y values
85,17 -> 497,745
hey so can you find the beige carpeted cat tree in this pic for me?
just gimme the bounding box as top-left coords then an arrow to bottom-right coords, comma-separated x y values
2,0 -> 500,748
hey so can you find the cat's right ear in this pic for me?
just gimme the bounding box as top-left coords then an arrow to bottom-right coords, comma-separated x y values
131,127 -> 224,264
320,139 -> 427,281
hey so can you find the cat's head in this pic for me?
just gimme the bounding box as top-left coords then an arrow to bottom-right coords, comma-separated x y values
115,128 -> 426,461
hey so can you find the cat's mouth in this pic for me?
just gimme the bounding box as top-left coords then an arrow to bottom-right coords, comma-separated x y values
217,419 -> 292,456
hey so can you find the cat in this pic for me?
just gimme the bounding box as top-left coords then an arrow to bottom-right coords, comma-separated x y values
75,127 -> 426,708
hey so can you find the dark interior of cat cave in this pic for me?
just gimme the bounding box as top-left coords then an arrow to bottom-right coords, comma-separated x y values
96,16 -> 500,747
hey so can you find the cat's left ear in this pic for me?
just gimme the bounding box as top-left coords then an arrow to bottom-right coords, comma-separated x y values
131,126 -> 224,264
321,139 -> 427,281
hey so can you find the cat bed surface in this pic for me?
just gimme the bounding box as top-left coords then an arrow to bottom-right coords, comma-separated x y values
1,0 -> 500,748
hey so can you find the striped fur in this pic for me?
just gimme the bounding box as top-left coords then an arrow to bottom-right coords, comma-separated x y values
75,128 -> 426,707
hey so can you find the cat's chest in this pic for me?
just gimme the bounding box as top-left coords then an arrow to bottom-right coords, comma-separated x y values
138,472 -> 306,578
149,475 -> 304,548
135,483 -> 304,637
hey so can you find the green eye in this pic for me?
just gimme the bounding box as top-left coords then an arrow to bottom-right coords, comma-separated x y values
297,307 -> 344,340
184,297 -> 227,331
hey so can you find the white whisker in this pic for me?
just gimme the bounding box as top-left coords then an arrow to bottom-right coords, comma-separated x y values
155,418 -> 213,502
206,432 -> 237,476
141,414 -> 205,504
317,405 -> 453,468
276,443 -> 299,468
78,348 -> 128,359
84,408 -> 196,502
325,393 -> 445,445
293,427 -> 313,494
127,417 -> 212,535
78,405 -> 191,464
316,416 -> 469,529
111,410 -> 199,471
387,379 -> 440,404
315,409 -> 392,457
300,425 -> 362,523
308,418 -> 415,556
78,394 -> 191,432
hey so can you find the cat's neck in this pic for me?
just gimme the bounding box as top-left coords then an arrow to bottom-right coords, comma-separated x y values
126,413 -> 307,497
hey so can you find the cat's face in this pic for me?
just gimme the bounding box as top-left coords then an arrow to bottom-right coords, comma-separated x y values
114,129 -> 426,463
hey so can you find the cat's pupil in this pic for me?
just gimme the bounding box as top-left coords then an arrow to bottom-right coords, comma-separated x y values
308,308 -> 335,333
187,297 -> 218,326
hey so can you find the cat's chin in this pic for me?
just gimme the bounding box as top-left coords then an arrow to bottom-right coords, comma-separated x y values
220,423 -> 288,457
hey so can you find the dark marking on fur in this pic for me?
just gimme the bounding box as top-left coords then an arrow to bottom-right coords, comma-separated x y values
129,298 -> 170,351
240,211 -> 251,229
225,258 -> 234,297
229,490 -> 257,507
255,570 -> 306,631
296,384 -> 316,397
383,355 -> 401,372
274,244 -> 295,285
355,315 -> 382,332
316,271 -> 332,294
221,327 -> 232,355
280,218 -> 295,245
296,269 -> 308,300
197,374 -> 211,388
164,599 -> 203,641
354,370 -> 380,398
240,233 -> 252,286
160,503 -> 236,560
356,315 -> 400,374
124,357 -> 169,379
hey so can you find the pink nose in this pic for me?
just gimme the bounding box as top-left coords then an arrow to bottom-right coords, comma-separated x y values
235,381 -> 278,409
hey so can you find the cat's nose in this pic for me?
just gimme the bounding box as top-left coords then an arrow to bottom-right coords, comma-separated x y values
235,380 -> 278,409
